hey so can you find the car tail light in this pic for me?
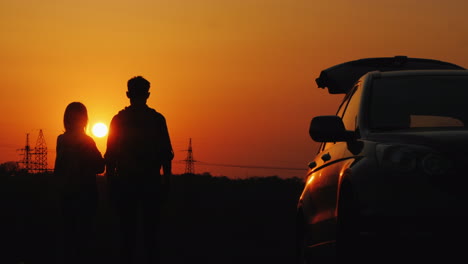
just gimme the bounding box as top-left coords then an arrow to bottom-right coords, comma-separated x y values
377,144 -> 453,175
377,145 -> 418,173
420,153 -> 453,176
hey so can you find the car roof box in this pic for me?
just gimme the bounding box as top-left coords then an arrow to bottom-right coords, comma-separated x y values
315,56 -> 465,94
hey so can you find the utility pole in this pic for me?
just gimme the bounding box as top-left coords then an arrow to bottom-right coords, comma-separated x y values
184,138 -> 196,175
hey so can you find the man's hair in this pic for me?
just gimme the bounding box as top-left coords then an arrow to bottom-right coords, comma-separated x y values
127,76 -> 150,96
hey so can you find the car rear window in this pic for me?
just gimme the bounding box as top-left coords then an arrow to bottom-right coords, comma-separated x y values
369,75 -> 468,131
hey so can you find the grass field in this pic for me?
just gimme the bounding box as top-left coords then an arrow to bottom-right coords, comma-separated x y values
0,173 -> 304,264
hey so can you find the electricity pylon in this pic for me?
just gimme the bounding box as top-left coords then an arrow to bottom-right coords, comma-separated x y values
18,129 -> 48,174
34,129 -> 48,173
18,133 -> 33,172
183,138 -> 196,175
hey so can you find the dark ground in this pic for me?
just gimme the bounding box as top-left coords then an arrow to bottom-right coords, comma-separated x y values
0,173 -> 304,264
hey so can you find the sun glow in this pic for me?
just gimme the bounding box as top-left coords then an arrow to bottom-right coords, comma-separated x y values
92,122 -> 108,138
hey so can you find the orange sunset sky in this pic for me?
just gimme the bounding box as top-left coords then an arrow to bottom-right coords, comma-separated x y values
1,0 -> 468,178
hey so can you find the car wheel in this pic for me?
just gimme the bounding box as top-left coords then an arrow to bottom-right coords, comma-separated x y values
335,182 -> 360,264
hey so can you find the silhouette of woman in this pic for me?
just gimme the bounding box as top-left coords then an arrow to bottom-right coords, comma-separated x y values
54,102 -> 105,264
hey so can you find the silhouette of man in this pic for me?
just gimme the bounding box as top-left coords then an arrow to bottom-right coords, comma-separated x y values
105,76 -> 173,264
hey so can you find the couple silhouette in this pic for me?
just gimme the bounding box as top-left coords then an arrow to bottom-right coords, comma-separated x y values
54,76 -> 174,264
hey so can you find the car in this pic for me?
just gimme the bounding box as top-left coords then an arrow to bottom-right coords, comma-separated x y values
296,56 -> 468,263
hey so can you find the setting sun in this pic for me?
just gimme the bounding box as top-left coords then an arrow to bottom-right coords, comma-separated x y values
92,122 -> 108,138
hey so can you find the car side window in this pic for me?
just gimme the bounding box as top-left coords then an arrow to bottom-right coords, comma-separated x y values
341,84 -> 362,131
321,90 -> 353,152
336,94 -> 351,118
322,141 -> 336,152
318,142 -> 327,152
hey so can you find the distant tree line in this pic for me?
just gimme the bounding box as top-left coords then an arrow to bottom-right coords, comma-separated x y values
0,161 -> 22,176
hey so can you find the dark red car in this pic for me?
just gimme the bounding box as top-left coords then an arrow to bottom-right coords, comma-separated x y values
296,56 -> 468,263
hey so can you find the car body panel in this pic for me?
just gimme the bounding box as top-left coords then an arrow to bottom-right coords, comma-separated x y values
300,142 -> 355,245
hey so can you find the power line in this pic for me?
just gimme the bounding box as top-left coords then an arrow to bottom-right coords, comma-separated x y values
175,159 -> 305,171
177,137 -> 305,172
196,161 -> 305,171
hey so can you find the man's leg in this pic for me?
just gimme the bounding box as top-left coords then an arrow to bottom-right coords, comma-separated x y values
142,179 -> 161,264
118,187 -> 138,264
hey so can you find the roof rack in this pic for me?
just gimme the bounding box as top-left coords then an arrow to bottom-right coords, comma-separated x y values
316,56 -> 465,94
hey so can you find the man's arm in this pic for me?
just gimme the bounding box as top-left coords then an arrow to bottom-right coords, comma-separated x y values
160,114 -> 174,186
104,115 -> 119,182
162,153 -> 173,185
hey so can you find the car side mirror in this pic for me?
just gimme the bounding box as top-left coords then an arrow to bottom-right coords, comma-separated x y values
309,115 -> 351,142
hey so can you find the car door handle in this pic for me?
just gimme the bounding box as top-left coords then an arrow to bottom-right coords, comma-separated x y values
321,153 -> 331,162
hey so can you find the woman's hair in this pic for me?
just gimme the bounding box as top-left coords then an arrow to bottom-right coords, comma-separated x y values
63,102 -> 88,132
